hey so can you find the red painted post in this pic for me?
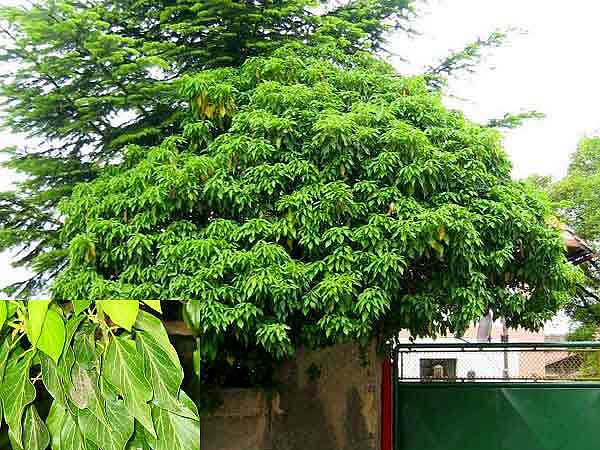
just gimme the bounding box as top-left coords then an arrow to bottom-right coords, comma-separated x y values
381,357 -> 392,450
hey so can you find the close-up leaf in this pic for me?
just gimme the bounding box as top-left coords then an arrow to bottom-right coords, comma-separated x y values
27,300 -> 51,348
37,309 -> 66,364
23,405 -> 50,450
103,335 -> 155,437
97,300 -> 140,331
1,353 -> 36,447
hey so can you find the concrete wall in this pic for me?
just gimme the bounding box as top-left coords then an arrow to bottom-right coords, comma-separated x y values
200,342 -> 383,450
200,389 -> 271,450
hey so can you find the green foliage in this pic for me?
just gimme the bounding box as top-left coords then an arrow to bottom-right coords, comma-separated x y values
426,30 -> 509,89
0,300 -> 199,450
567,323 -> 600,377
536,136 -> 600,329
49,44 -> 578,377
0,1 -> 580,437
486,110 -> 546,129
552,137 -> 600,242
521,174 -> 554,192
568,322 -> 597,342
0,0 -> 413,296
525,136 -> 600,333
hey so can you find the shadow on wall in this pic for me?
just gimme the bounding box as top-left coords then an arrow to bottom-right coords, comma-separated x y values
201,341 -> 382,450
269,358 -> 339,450
345,387 -> 371,450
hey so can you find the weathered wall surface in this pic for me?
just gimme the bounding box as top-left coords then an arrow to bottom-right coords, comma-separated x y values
200,389 -> 270,450
200,342 -> 383,450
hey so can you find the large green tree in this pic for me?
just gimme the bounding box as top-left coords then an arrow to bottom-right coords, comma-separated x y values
0,0 -> 580,442
49,42 -> 578,386
0,0 -> 414,295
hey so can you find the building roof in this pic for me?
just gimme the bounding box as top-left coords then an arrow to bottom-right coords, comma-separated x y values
562,227 -> 596,265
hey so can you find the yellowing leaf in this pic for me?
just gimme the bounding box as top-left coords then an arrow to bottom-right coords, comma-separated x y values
142,300 -> 162,313
0,301 -> 7,332
438,226 -> 446,242
85,243 -> 96,263
37,309 -> 66,364
27,300 -> 51,348
73,300 -> 92,315
98,300 -> 140,331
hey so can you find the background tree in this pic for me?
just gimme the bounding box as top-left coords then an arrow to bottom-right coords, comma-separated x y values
546,137 -> 600,330
551,137 -> 600,242
425,29 -> 508,90
486,110 -> 546,130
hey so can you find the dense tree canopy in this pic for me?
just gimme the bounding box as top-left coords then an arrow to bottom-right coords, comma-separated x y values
552,137 -> 600,243
0,0 -> 413,295
47,42 -> 578,379
0,1 -> 450,446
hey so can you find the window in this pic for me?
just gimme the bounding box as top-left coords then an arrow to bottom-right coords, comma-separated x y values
420,358 -> 457,379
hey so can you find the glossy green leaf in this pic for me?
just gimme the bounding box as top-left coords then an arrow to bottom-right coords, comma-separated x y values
72,322 -> 99,369
127,422 -> 153,450
64,314 -> 86,350
147,393 -> 200,450
40,352 -> 73,411
134,311 -> 177,362
1,352 -> 36,447
103,335 -> 155,437
72,300 -> 92,316
136,330 -> 194,418
37,309 -> 66,363
142,300 -> 162,313
23,405 -> 50,450
8,429 -> 24,450
0,301 -> 7,331
97,300 -> 139,331
27,300 -> 51,348
0,337 -> 14,425
7,301 -> 18,320
78,393 -> 134,450
46,401 -> 87,450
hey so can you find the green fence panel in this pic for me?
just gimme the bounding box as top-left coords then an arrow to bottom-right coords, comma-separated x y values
499,387 -> 600,450
395,385 -> 600,450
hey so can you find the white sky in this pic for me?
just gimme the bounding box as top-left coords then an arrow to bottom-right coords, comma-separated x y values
2,0 -> 597,332
393,0 -> 600,180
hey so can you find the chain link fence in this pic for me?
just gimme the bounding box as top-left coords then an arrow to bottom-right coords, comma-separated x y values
394,342 -> 600,383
